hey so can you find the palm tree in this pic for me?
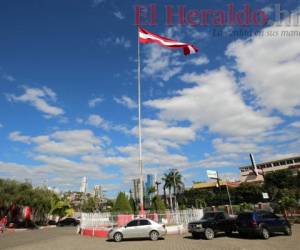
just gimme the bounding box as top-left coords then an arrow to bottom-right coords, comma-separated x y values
162,173 -> 173,210
163,169 -> 185,211
170,169 -> 184,211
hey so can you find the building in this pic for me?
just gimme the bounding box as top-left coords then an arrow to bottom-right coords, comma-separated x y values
240,155 -> 300,182
132,178 -> 141,202
93,185 -> 102,198
80,176 -> 87,193
192,181 -> 241,190
145,174 -> 155,193
145,174 -> 155,207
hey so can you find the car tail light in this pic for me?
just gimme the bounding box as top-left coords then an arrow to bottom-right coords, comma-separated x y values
251,219 -> 257,227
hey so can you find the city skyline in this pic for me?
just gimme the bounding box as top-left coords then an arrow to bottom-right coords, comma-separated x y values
0,0 -> 300,197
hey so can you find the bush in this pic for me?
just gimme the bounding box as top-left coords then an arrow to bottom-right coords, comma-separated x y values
112,192 -> 132,214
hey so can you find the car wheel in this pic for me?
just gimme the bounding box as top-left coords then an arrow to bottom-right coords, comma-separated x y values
150,230 -> 159,241
261,227 -> 270,240
113,232 -> 123,242
192,232 -> 201,239
204,228 -> 215,240
283,226 -> 292,236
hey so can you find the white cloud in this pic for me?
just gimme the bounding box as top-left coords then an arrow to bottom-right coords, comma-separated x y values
115,36 -> 131,49
226,13 -> 300,116
142,26 -> 205,82
88,97 -> 103,107
2,74 -> 15,82
0,123 -> 3,128
9,131 -> 31,144
219,172 -> 240,181
76,117 -> 84,124
98,36 -> 131,49
143,44 -> 183,82
86,114 -> 107,128
92,0 -> 105,7
9,130 -> 103,158
261,6 -> 274,15
6,86 -> 64,117
146,67 -> 281,137
213,138 -> 260,154
134,119 -> 196,146
113,11 -> 125,20
85,114 -> 129,133
114,95 -> 137,109
223,26 -> 234,36
189,55 -> 209,65
291,121 -> 300,128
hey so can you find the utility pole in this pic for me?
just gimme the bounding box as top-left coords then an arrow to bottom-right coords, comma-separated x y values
172,169 -> 177,212
217,172 -> 233,215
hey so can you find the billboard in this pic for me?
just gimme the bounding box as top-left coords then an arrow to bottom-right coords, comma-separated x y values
206,170 -> 218,179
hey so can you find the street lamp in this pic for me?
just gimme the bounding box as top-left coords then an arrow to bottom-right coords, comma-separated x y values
155,181 -> 161,196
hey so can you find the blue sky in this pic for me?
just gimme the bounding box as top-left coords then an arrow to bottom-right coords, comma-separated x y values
0,0 -> 300,197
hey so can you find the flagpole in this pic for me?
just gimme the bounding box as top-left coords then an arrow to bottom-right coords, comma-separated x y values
137,27 -> 144,215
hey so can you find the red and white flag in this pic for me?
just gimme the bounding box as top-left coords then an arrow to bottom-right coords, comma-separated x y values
138,27 -> 199,56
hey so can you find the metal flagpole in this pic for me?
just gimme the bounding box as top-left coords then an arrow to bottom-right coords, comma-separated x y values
137,27 -> 144,215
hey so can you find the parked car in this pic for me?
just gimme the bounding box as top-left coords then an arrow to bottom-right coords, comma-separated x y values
56,217 -> 80,227
108,218 -> 166,242
236,211 -> 292,239
47,220 -> 57,225
188,211 -> 236,240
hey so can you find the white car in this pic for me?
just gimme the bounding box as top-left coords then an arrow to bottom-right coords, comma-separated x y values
108,218 -> 167,242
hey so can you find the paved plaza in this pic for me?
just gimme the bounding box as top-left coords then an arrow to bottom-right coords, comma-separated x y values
1,225 -> 300,250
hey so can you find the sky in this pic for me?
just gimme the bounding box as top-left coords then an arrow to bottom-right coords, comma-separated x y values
0,0 -> 300,197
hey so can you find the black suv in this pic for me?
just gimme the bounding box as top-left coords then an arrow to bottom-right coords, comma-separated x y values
236,211 -> 292,239
188,212 -> 236,240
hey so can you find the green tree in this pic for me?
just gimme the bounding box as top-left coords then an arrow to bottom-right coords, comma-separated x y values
150,195 -> 166,213
162,172 -> 173,209
129,197 -> 137,214
50,199 -> 71,217
112,192 -> 132,214
239,202 -> 253,212
264,169 -> 299,203
0,179 -> 56,223
232,183 -> 263,204
81,197 -> 98,213
162,169 -> 184,210
148,186 -> 156,196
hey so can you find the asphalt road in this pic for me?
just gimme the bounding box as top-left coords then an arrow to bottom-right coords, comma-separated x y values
1,225 -> 300,250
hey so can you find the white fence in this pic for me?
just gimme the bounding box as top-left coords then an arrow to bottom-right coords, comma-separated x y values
80,209 -> 203,229
165,209 -> 204,225
81,212 -> 112,229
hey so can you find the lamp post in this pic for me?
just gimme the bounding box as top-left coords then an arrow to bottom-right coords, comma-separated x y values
155,181 -> 161,196
171,169 -> 177,212
207,170 -> 233,214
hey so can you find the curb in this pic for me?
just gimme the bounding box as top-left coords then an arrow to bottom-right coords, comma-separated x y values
80,225 -> 187,238
166,225 -> 187,235
5,225 -> 57,233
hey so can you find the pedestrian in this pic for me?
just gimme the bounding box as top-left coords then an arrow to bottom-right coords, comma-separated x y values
0,216 -> 7,233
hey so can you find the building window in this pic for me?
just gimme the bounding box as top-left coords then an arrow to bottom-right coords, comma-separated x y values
280,161 -> 286,165
287,160 -> 293,164
294,158 -> 300,163
273,162 -> 280,166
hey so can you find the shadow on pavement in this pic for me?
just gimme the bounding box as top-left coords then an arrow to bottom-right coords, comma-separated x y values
106,237 -> 165,242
